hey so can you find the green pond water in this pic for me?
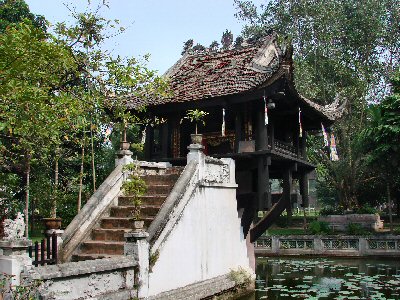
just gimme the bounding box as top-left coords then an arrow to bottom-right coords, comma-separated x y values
240,257 -> 400,300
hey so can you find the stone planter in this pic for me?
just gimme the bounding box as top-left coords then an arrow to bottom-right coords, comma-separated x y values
132,220 -> 144,232
121,141 -> 131,150
42,217 -> 62,230
191,134 -> 203,145
318,214 -> 383,231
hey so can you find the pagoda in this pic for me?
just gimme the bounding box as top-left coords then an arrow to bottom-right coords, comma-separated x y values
126,33 -> 344,242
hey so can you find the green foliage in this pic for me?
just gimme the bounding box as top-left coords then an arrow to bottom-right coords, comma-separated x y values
184,109 -> 209,134
0,273 -> 41,300
122,163 -> 147,220
308,221 -> 332,235
0,0 -> 46,33
149,249 -> 160,273
0,1 -> 169,229
234,0 -> 400,210
356,205 -> 377,215
319,206 -> 344,216
346,223 -> 370,236
228,267 -> 253,288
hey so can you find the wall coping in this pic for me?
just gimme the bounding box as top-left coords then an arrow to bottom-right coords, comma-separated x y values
60,164 -> 125,261
26,256 -> 137,280
259,235 -> 400,239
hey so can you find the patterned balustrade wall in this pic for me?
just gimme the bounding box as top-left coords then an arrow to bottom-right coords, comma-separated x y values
254,235 -> 400,257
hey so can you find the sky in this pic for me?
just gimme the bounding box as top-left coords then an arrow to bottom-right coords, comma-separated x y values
25,0 -> 261,75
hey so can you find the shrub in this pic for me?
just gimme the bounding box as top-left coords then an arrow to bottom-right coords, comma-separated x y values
319,206 -> 344,216
308,221 -> 332,235
347,223 -> 370,235
356,205 -> 377,214
121,163 -> 147,220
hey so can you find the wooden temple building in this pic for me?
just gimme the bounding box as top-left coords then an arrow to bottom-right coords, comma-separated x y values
126,33 -> 343,242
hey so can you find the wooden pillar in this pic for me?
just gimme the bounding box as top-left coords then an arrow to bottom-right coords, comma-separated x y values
295,129 -> 300,158
257,156 -> 271,211
171,118 -> 181,158
256,103 -> 268,151
282,166 -> 293,225
144,125 -> 153,161
299,171 -> 309,208
161,122 -> 169,159
235,112 -> 242,153
269,120 -> 275,150
300,131 -> 307,159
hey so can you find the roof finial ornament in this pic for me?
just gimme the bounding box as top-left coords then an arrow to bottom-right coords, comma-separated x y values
234,36 -> 244,49
181,39 -> 194,55
209,40 -> 219,52
221,30 -> 233,50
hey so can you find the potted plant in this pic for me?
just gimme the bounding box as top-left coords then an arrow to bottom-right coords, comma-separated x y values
43,151 -> 62,231
121,163 -> 148,231
184,109 -> 209,144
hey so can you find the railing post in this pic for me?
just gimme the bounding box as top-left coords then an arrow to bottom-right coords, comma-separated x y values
124,231 -> 149,299
0,239 -> 32,286
52,232 -> 58,263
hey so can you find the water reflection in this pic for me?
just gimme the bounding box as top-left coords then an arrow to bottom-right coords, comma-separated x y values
240,257 -> 400,299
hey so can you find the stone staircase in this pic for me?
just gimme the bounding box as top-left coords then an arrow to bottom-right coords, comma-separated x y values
72,169 -> 181,261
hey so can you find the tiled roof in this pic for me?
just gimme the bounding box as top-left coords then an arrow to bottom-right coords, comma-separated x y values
126,34 -> 345,122
126,34 -> 282,108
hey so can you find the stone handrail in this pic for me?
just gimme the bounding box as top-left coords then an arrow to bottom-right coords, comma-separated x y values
148,153 -> 236,255
255,235 -> 400,257
147,159 -> 199,248
60,164 -> 126,262
23,256 -> 137,299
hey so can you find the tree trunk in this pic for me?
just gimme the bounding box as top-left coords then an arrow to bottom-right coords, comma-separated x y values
90,124 -> 96,192
51,157 -> 59,218
24,153 -> 31,238
77,142 -> 85,213
387,183 -> 393,233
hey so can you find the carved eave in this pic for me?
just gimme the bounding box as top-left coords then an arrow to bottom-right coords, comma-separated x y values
263,44 -> 346,125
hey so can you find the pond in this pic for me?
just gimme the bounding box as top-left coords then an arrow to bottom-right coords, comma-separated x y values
239,257 -> 400,300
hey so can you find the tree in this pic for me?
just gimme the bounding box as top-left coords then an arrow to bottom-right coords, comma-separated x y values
361,70 -> 400,228
234,0 -> 400,209
0,0 -> 46,32
0,2 -> 170,235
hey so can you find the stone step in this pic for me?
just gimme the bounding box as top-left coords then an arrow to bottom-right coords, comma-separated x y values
141,174 -> 180,185
165,167 -> 184,175
80,241 -> 124,255
146,184 -> 173,195
100,217 -> 154,229
71,253 -> 123,262
91,228 -> 130,242
110,205 -> 161,218
118,195 -> 167,206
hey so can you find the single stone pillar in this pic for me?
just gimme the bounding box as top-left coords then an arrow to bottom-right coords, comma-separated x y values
115,132 -> 134,167
124,231 -> 149,299
115,149 -> 134,167
187,143 -> 204,163
0,239 -> 32,286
